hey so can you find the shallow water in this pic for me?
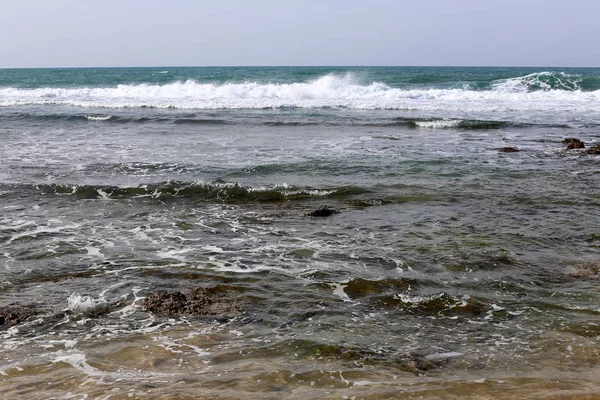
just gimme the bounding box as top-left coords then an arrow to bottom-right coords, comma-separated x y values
1,67 -> 600,399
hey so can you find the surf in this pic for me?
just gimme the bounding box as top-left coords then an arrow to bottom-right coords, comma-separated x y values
0,72 -> 599,112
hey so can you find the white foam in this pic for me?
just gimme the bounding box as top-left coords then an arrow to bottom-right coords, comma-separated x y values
394,292 -> 445,304
96,188 -> 112,199
491,71 -> 582,92
53,351 -> 175,381
202,245 -> 224,253
66,293 -> 106,313
84,246 -> 104,258
152,337 -> 211,357
415,119 -> 462,129
330,283 -> 354,303
112,287 -> 143,318
8,223 -> 80,243
156,248 -> 193,261
84,115 -> 111,121
424,351 -> 463,361
0,219 -> 36,232
0,326 -> 19,342
1,73 -> 598,112
285,189 -> 335,196
53,352 -> 104,377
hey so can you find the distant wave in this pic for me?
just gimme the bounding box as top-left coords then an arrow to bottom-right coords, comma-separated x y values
0,111 -> 579,130
413,119 -> 462,129
0,112 -> 228,125
84,115 -> 111,121
1,73 -> 599,112
491,71 -> 600,92
392,117 -> 538,130
365,117 -> 573,130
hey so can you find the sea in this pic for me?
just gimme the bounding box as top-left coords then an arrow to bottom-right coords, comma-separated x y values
1,66 -> 599,399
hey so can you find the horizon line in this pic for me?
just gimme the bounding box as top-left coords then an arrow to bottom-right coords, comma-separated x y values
1,64 -> 599,70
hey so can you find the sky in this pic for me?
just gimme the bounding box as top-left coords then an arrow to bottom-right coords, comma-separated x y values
1,0 -> 599,68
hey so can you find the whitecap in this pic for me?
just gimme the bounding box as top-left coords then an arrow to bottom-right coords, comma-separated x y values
84,115 -> 111,121
414,119 -> 462,129
1,73 -> 598,112
491,71 -> 582,92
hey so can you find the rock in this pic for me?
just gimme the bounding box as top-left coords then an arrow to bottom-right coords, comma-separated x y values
142,291 -> 187,316
142,286 -> 241,319
563,138 -> 585,150
307,207 -> 339,217
567,262 -> 599,279
0,306 -> 39,328
585,144 -> 600,154
497,147 -> 519,153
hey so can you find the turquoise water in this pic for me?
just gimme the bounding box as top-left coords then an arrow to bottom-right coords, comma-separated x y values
1,67 -> 600,399
2,66 -> 600,91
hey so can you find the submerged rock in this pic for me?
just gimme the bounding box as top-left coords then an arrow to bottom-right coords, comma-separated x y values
0,306 -> 39,328
566,262 -> 600,279
585,144 -> 600,154
497,147 -> 520,153
142,286 -> 241,319
307,207 -> 339,217
563,138 -> 585,150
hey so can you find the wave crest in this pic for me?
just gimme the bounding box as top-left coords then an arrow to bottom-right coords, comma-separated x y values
35,181 -> 340,203
1,72 -> 599,112
491,71 -> 587,92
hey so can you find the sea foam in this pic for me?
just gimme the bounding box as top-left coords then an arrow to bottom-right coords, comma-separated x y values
84,115 -> 111,121
414,119 -> 462,129
66,293 -> 106,313
1,73 -> 599,112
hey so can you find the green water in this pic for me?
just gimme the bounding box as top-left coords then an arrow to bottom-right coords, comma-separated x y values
0,66 -> 599,399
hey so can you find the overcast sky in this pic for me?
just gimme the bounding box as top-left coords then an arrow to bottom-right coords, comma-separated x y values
1,0 -> 599,68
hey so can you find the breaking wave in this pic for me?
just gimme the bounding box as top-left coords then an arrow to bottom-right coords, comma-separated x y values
15,181 -> 448,206
409,118 -> 514,129
386,117 -> 566,130
33,181 -> 348,203
491,71 -> 600,92
1,72 -> 599,112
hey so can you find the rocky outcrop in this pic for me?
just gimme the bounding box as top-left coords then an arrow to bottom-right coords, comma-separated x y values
497,147 -> 519,153
0,306 -> 39,328
307,207 -> 339,217
142,286 -> 242,319
563,138 -> 585,150
585,144 -> 600,154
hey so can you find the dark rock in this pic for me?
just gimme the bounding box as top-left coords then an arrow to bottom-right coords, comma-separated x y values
343,277 -> 413,297
141,291 -> 187,316
563,138 -> 585,150
349,199 -> 386,207
497,147 -> 519,153
585,144 -> 600,154
413,358 -> 443,371
142,286 -> 241,319
307,207 -> 339,217
0,306 -> 39,328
